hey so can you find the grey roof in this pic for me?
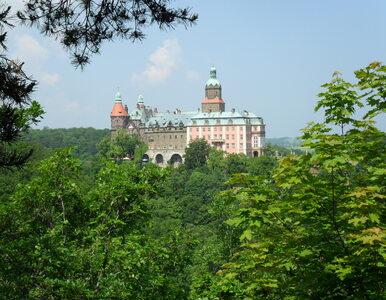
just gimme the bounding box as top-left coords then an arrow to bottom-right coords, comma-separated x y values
130,108 -> 148,124
189,111 -> 264,126
146,111 -> 197,128
129,106 -> 264,128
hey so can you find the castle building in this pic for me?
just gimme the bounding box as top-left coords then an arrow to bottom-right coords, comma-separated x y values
110,66 -> 265,165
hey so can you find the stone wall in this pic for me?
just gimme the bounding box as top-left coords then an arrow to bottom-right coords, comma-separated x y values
201,102 -> 225,113
205,85 -> 222,99
141,127 -> 187,166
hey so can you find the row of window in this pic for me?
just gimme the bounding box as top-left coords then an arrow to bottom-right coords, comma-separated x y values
150,134 -> 185,140
225,143 -> 243,149
192,120 -> 234,125
191,134 -> 244,140
189,135 -> 260,146
195,127 -> 241,132
200,126 -> 237,132
192,126 -> 261,132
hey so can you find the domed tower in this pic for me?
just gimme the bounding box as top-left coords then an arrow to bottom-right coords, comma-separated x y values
110,91 -> 128,133
137,94 -> 145,109
202,66 -> 225,113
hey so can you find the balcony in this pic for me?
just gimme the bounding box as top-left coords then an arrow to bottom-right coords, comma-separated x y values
210,138 -> 225,143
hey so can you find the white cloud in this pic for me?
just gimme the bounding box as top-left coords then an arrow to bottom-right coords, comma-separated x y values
11,34 -> 62,86
13,34 -> 49,63
186,70 -> 201,81
39,72 -> 61,85
131,39 -> 181,84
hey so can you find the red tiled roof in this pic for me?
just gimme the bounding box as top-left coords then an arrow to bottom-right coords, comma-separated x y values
201,97 -> 225,104
110,103 -> 128,117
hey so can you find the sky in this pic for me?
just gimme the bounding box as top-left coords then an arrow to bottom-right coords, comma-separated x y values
6,0 -> 386,137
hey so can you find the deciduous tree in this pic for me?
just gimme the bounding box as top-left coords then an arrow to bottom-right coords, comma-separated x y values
184,138 -> 211,170
216,62 -> 386,299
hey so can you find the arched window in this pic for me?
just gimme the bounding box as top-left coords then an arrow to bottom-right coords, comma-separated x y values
170,154 -> 182,165
155,154 -> 164,164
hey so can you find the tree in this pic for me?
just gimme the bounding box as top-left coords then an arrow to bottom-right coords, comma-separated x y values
97,130 -> 147,160
184,138 -> 211,170
0,0 -> 197,168
0,148 -> 198,298
17,0 -> 197,68
0,5 -> 44,169
225,153 -> 248,175
0,148 -> 84,298
216,63 -> 386,299
246,155 -> 278,177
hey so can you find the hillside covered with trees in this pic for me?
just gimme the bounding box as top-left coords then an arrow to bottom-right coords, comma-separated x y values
0,63 -> 385,298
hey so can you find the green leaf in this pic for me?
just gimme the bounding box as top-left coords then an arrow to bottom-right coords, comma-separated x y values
225,217 -> 244,227
240,229 -> 252,241
298,249 -> 313,257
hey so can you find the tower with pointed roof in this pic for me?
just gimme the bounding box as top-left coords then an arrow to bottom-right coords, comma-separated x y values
110,91 -> 128,133
202,66 -> 225,113
109,65 -> 266,164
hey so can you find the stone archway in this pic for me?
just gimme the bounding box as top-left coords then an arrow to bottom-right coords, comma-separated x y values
253,151 -> 259,157
155,154 -> 164,164
142,154 -> 149,162
170,153 -> 182,166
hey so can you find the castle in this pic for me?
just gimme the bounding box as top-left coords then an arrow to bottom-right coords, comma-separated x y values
110,66 -> 266,165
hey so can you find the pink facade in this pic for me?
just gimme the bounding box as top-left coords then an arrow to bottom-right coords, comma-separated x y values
187,123 -> 265,157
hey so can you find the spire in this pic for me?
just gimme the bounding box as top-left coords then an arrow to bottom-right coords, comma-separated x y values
137,94 -> 144,105
206,65 -> 221,87
202,65 -> 224,112
210,65 -> 216,79
115,91 -> 122,103
111,91 -> 128,117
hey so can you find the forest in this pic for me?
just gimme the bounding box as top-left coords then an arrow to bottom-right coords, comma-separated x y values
1,0 -> 385,298
0,63 -> 385,299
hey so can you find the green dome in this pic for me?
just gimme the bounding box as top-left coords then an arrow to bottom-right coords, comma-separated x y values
115,91 -> 122,103
137,94 -> 144,105
206,66 -> 221,86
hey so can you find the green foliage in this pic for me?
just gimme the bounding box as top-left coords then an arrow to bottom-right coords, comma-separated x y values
0,148 -> 84,297
0,4 -> 45,168
225,153 -> 248,175
184,138 -> 211,170
17,0 -> 197,68
216,63 -> 386,299
246,155 -> 278,177
355,61 -> 386,119
316,73 -> 361,134
97,130 -> 146,160
23,127 -> 110,160
0,148 -> 198,299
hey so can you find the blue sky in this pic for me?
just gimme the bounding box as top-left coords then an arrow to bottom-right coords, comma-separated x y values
7,0 -> 386,137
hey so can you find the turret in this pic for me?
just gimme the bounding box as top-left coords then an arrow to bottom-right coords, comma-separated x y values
202,66 -> 225,113
137,94 -> 145,109
110,91 -> 128,133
